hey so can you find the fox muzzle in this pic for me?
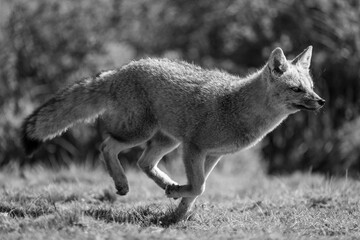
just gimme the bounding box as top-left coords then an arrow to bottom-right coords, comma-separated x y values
293,96 -> 325,111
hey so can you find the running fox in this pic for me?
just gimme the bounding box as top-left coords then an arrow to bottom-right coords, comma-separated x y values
22,46 -> 324,219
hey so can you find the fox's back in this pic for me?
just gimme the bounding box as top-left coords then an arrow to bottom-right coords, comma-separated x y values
117,59 -> 234,101
22,46 -> 323,163
107,58 -> 239,139
123,58 -> 235,93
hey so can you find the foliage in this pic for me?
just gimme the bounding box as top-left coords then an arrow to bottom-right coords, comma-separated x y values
0,0 -> 359,175
0,0 -> 111,167
123,0 -> 360,175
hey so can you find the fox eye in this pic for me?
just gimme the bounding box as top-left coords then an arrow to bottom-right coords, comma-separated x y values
291,87 -> 303,93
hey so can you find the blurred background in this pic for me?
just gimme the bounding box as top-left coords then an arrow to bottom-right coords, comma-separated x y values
0,0 -> 359,177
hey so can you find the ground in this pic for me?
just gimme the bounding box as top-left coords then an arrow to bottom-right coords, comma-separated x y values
0,163 -> 359,240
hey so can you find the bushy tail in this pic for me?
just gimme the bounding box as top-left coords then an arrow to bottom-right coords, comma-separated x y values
22,74 -> 113,156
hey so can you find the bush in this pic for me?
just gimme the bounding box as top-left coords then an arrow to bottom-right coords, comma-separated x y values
1,0 -> 359,176
120,0 -> 360,175
0,0 -> 111,167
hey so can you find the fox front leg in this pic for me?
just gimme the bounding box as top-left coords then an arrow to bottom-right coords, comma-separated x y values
169,155 -> 222,220
137,131 -> 180,189
165,143 -> 206,199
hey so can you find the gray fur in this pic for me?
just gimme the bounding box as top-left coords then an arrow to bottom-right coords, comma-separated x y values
22,46 -> 324,220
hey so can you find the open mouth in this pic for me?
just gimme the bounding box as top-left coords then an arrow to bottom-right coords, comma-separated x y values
293,104 -> 319,111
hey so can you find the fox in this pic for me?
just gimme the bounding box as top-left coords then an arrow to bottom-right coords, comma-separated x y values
22,46 -> 324,219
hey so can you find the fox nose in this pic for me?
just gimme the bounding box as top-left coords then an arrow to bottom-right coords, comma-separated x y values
317,98 -> 325,106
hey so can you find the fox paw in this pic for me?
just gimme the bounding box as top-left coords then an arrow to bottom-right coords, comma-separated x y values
115,184 -> 129,196
165,184 -> 180,199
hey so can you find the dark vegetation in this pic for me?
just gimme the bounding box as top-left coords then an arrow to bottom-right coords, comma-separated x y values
0,0 -> 359,175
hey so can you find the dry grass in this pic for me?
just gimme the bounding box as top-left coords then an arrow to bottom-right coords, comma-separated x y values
0,162 -> 359,240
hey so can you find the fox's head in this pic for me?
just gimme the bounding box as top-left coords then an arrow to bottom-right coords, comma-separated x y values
265,46 -> 325,114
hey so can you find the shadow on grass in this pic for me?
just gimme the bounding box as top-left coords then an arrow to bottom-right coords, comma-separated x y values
84,204 -> 189,227
0,190 -> 193,227
0,202 -> 191,227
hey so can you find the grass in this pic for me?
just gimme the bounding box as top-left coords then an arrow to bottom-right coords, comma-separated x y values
0,163 -> 359,240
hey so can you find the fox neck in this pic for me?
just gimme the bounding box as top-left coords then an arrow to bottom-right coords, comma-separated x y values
225,68 -> 289,145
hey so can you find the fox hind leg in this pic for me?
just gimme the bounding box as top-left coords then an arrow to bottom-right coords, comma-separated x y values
100,104 -> 157,195
137,131 -> 180,190
100,136 -> 139,195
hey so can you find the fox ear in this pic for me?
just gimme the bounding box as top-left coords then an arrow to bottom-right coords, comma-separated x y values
268,47 -> 288,75
291,46 -> 312,69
